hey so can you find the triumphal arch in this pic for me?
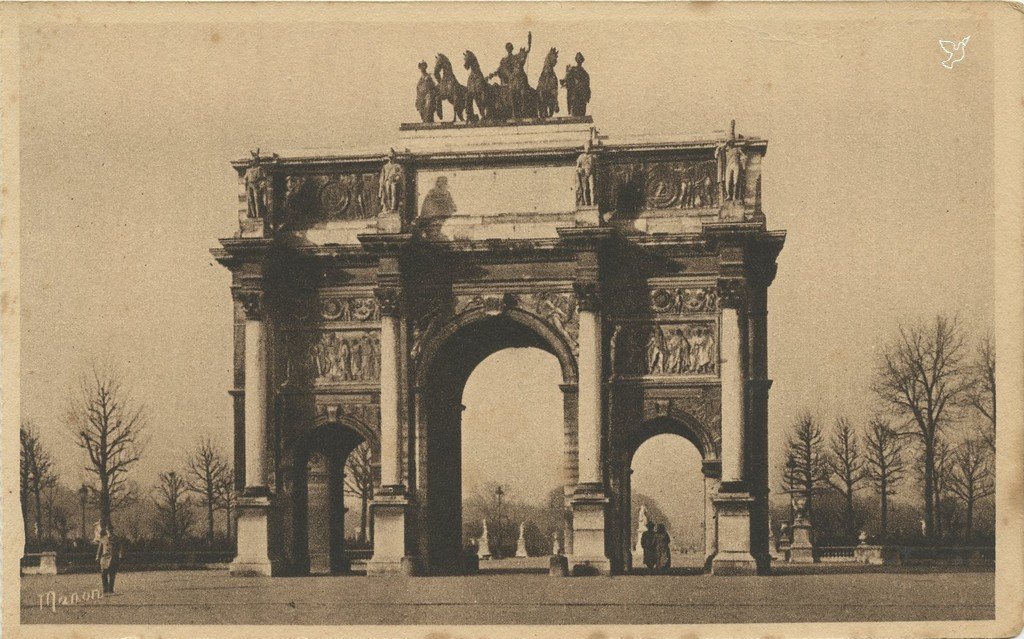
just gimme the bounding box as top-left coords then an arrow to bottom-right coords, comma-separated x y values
214,88 -> 784,576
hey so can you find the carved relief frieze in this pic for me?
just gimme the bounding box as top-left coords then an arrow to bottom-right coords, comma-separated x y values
648,286 -> 719,315
611,321 -> 718,377
282,172 -> 382,227
639,389 -> 722,458
315,401 -> 381,433
283,330 -> 381,385
317,296 -> 380,322
601,159 -> 721,216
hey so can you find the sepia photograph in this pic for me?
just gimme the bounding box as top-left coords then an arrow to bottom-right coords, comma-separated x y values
1,2 -> 1022,638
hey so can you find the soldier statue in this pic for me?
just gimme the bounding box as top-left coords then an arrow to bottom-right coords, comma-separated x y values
575,137 -> 597,207
244,149 -> 274,219
561,52 -> 591,117
415,60 -> 440,123
379,149 -> 405,213
716,119 -> 747,202
489,32 -> 531,86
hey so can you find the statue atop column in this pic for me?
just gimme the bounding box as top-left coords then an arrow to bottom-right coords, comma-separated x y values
576,135 -> 598,207
716,119 -> 748,203
378,148 -> 405,214
561,52 -> 591,117
515,522 -> 529,557
244,149 -> 276,219
477,519 -> 492,560
415,61 -> 440,123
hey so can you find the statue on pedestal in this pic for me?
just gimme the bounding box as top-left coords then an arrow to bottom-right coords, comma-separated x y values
378,149 -> 405,214
715,119 -> 747,203
244,149 -> 275,219
576,137 -> 598,207
477,519 -> 492,560
515,522 -> 529,557
561,52 -> 591,117
415,61 -> 440,124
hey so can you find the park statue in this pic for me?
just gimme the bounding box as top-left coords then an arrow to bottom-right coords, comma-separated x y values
415,60 -> 440,123
576,136 -> 598,207
561,52 -> 591,117
378,149 -> 405,214
244,149 -> 277,220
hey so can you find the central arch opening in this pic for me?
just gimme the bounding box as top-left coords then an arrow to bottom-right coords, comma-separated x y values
418,312 -> 576,574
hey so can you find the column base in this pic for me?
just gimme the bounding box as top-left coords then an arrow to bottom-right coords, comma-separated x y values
568,486 -> 610,576
230,493 -> 283,577
574,204 -> 602,227
711,491 -> 756,576
366,489 -> 419,576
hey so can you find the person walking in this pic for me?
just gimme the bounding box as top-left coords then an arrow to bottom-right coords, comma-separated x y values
640,520 -> 657,573
96,526 -> 124,594
654,524 -> 672,574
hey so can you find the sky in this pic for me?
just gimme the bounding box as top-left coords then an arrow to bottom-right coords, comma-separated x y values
17,5 -> 994,532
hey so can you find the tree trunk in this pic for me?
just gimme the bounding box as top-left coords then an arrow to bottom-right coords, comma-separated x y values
359,493 -> 368,543
845,490 -> 854,540
922,443 -> 935,539
965,490 -> 975,541
207,498 -> 215,545
21,486 -> 31,543
100,474 -> 112,530
33,485 -> 43,542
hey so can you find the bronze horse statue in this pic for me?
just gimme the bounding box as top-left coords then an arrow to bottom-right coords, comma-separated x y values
434,53 -> 476,123
463,50 -> 538,122
536,47 -> 559,119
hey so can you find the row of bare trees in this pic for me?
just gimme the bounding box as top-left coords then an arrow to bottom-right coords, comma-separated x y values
781,315 -> 995,543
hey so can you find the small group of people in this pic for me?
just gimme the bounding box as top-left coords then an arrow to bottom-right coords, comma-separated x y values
640,521 -> 672,574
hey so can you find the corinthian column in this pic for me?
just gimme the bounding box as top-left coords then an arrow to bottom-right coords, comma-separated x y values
230,289 -> 281,576
241,291 -> 267,491
367,286 -> 417,576
568,281 -> 610,575
712,279 -> 756,575
376,287 -> 402,489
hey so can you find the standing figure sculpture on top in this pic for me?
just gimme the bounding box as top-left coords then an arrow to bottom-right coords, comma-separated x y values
378,149 -> 405,214
561,52 -> 591,117
418,33 -> 591,124
415,60 -> 440,123
716,119 -> 748,203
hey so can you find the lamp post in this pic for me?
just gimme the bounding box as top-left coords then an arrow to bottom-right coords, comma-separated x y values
78,484 -> 89,541
494,486 -> 505,557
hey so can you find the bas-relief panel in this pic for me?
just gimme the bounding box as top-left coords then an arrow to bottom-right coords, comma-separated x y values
600,159 -> 722,216
416,166 -> 577,218
280,294 -> 382,387
282,173 -> 382,226
611,322 -> 718,378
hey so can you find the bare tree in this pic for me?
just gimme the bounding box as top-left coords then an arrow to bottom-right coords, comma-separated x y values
185,437 -> 229,545
825,417 -> 864,540
154,470 -> 194,549
949,438 -> 994,540
863,418 -> 906,537
343,441 -> 375,543
963,335 -> 995,454
67,368 -> 148,529
930,438 -> 957,540
872,315 -> 968,538
781,413 -> 831,520
20,422 -> 55,543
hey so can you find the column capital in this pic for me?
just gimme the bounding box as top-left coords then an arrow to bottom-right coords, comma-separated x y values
236,290 -> 264,320
374,287 -> 402,316
717,279 -> 748,309
573,281 -> 602,312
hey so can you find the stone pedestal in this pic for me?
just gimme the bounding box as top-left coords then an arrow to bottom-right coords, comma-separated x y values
575,204 -> 601,227
789,519 -> 815,563
711,491 -> 757,575
515,523 -> 529,558
568,488 -> 610,575
377,212 -> 403,234
230,493 -> 283,576
366,491 -> 417,576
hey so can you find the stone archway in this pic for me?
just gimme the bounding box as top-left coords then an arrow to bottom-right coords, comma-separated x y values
414,308 -> 578,574
290,420 -> 376,575
617,416 -> 719,573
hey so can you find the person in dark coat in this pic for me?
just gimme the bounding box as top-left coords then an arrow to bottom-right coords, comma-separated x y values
654,524 -> 672,574
640,520 -> 657,572
96,526 -> 125,594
